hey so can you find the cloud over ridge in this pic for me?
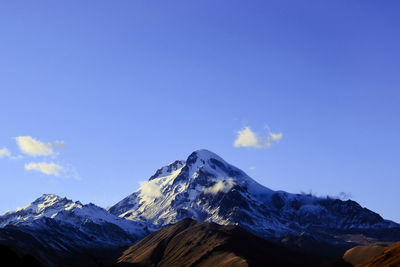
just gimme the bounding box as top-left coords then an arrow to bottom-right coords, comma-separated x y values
139,181 -> 162,202
204,178 -> 236,195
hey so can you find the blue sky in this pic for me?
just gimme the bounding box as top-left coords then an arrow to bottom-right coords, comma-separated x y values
0,1 -> 399,222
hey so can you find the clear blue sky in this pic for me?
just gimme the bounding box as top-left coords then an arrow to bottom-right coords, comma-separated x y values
0,1 -> 399,222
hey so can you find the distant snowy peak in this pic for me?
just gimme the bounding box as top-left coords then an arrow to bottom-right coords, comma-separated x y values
0,194 -> 148,238
0,194 -> 81,227
52,202 -> 148,236
0,194 -> 151,263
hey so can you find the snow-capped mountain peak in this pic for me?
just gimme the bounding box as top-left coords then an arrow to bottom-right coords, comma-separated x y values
0,194 -> 81,227
0,194 -> 148,238
109,149 -> 400,243
0,194 -> 150,265
108,149 -> 272,225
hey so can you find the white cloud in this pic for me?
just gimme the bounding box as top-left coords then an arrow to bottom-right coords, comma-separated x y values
266,132 -> 283,147
139,181 -> 162,201
269,132 -> 283,142
0,147 -> 11,158
249,166 -> 256,170
204,178 -> 236,195
234,126 -> 283,149
16,136 -> 54,156
234,127 -> 261,148
24,162 -> 65,176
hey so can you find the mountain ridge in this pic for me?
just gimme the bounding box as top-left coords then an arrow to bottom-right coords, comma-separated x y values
0,194 -> 149,266
109,149 -> 400,245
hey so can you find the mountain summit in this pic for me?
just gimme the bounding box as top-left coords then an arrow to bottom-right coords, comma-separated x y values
110,149 -> 400,245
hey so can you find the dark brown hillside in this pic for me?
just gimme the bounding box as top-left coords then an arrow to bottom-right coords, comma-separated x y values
0,244 -> 41,267
117,218 -> 314,267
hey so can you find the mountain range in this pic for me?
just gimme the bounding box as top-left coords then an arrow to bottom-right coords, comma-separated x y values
0,149 -> 399,266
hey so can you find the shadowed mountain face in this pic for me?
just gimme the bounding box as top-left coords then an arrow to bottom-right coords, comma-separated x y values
109,150 -> 400,251
117,218 -> 315,267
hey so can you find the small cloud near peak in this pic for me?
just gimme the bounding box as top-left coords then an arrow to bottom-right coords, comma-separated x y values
234,127 -> 260,148
204,178 -> 236,195
234,125 -> 283,149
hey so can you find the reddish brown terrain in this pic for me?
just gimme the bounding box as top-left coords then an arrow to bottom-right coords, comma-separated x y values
358,241 -> 400,267
343,245 -> 388,266
116,218 -> 314,267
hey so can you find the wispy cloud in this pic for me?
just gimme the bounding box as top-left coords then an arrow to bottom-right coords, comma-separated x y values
2,136 -> 77,179
266,132 -> 283,147
234,126 -> 283,149
16,136 -> 54,156
204,178 -> 236,195
15,136 -> 66,158
139,181 -> 162,201
24,162 -> 65,176
0,146 -> 24,160
0,147 -> 11,158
